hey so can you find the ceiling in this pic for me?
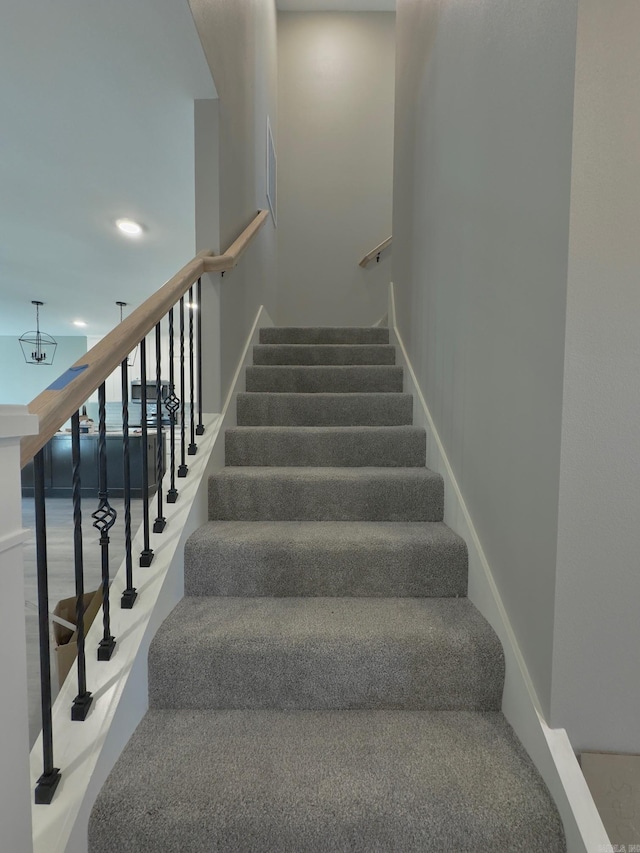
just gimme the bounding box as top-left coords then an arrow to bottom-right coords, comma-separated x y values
0,0 -> 216,338
277,1 -> 395,10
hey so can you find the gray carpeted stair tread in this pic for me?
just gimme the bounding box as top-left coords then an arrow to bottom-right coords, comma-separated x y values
89,709 -> 565,853
89,324 -> 567,853
260,326 -> 389,344
209,466 -> 444,521
236,392 -> 414,426
184,520 -> 468,597
225,426 -> 426,467
253,344 -> 396,365
246,364 -> 403,393
149,597 -> 504,711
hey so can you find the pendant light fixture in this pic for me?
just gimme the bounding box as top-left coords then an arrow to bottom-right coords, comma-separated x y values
116,301 -> 138,367
19,301 -> 58,365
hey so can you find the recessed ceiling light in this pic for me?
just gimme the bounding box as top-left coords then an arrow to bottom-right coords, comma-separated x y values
116,218 -> 144,237
73,320 -> 87,327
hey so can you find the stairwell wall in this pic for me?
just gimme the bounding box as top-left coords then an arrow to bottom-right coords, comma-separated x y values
189,0 -> 278,400
392,0 -> 578,718
551,0 -> 640,754
276,12 -> 395,326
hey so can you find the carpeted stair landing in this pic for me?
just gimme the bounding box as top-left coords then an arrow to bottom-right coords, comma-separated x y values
89,326 -> 566,852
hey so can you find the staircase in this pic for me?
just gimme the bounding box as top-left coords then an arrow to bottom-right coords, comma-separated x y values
89,326 -> 566,851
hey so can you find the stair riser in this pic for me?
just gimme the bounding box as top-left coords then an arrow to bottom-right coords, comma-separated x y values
236,393 -> 414,426
253,344 -> 396,365
149,639 -> 503,712
89,710 -> 566,853
260,327 -> 389,345
225,428 -> 426,467
246,365 -> 403,393
185,536 -> 468,598
209,472 -> 444,521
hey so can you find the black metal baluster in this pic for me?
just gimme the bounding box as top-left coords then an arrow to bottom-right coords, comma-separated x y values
71,412 -> 92,721
139,338 -> 154,566
178,296 -> 188,477
92,383 -> 117,661
153,322 -> 166,532
188,285 -> 197,455
196,277 -> 205,435
121,359 -> 137,608
34,449 -> 61,804
166,306 -> 180,502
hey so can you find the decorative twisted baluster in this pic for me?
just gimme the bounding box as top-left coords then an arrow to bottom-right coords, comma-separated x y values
121,358 -> 137,608
71,411 -> 93,720
178,295 -> 188,477
33,449 -> 61,804
153,322 -> 166,533
188,285 -> 197,455
92,383 -> 116,661
196,276 -> 205,435
139,338 -> 154,566
166,306 -> 180,503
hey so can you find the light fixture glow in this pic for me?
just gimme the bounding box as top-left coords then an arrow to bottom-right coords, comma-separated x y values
116,218 -> 143,237
186,302 -> 198,310
73,320 -> 87,327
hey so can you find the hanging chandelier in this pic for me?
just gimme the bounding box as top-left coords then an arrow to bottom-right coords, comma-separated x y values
19,301 -> 58,365
116,301 -> 138,367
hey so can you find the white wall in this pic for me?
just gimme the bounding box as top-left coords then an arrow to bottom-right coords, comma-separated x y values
277,12 -> 395,326
392,0 -> 578,716
0,337 -> 88,405
189,0 -> 278,398
195,98 -> 222,412
551,0 -> 640,753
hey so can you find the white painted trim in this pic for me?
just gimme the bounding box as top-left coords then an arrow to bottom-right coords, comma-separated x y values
388,282 -> 608,853
24,599 -> 77,633
0,404 -> 39,439
0,408 -> 39,853
222,305 -> 272,419
0,528 -> 30,554
30,304 -> 274,853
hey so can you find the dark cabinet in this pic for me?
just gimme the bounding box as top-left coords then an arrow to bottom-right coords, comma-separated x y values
22,432 -> 164,498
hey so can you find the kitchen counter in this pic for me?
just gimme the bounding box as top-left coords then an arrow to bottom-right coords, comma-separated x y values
22,432 -> 165,499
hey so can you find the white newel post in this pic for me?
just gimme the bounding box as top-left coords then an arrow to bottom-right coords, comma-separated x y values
0,405 -> 39,853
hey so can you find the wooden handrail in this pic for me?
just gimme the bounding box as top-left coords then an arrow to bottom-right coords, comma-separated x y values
20,210 -> 269,468
203,210 -> 269,272
359,236 -> 392,268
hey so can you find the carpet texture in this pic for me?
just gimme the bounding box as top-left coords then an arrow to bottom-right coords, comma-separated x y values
184,520 -> 468,597
225,425 -> 427,467
208,466 -> 444,521
89,326 -> 566,852
89,710 -> 565,853
236,391 -> 414,426
148,597 -> 504,711
253,344 -> 396,365
246,364 -> 404,393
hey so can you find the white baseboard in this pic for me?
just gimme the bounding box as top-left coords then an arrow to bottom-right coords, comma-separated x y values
30,305 -> 273,853
388,283 -> 608,853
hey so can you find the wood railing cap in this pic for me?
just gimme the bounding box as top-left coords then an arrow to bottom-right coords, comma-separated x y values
359,235 -> 393,268
20,210 -> 268,468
